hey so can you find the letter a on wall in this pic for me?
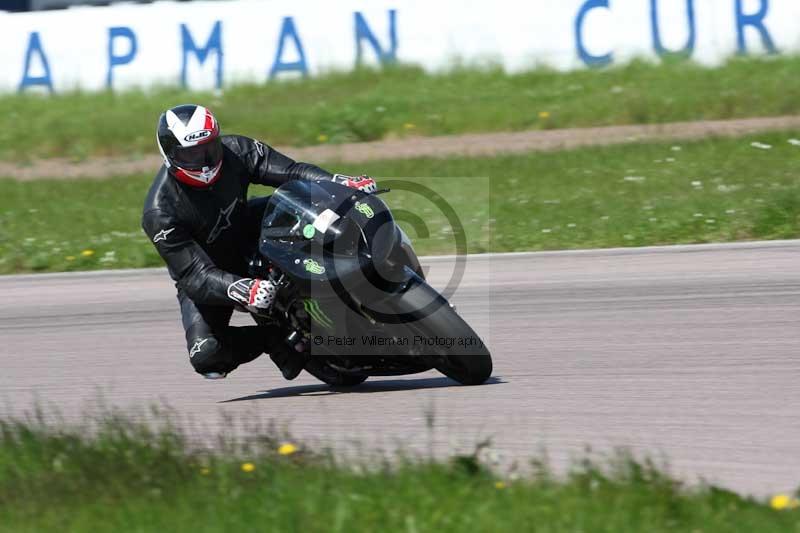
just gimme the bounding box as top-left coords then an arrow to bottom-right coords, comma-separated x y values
19,32 -> 53,92
270,17 -> 308,79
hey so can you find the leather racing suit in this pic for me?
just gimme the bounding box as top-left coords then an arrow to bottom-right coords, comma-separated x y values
141,134 -> 333,376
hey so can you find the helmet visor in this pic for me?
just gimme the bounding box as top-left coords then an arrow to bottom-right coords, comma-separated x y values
171,138 -> 223,170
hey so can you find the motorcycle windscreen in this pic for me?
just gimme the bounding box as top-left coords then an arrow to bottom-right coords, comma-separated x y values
259,180 -> 387,282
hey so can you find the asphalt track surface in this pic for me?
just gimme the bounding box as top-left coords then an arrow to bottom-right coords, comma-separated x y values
1,240 -> 798,497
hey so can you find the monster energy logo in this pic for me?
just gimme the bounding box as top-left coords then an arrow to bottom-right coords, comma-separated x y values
303,258 -> 325,274
355,201 -> 374,219
304,299 -> 334,329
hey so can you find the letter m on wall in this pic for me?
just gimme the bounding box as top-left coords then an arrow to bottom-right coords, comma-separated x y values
181,21 -> 223,89
355,9 -> 397,66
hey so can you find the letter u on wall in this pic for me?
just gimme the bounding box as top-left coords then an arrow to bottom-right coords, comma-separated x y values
651,0 -> 695,57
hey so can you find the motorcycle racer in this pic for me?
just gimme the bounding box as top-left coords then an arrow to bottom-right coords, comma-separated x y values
141,104 -> 376,381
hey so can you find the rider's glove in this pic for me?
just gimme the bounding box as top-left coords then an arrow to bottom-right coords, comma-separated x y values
227,278 -> 277,314
331,174 -> 377,194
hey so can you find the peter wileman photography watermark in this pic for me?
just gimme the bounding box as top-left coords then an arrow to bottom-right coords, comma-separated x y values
311,334 -> 486,350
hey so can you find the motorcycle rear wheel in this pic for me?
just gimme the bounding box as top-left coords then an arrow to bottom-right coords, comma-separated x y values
304,358 -> 368,387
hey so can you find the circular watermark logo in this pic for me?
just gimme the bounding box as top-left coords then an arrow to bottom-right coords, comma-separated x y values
313,178 -> 473,326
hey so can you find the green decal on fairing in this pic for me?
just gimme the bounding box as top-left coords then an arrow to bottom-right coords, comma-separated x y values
302,224 -> 315,239
304,299 -> 334,329
355,201 -> 374,219
303,258 -> 325,274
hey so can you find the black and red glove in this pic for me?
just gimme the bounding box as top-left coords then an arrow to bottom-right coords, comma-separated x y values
227,278 -> 277,313
332,174 -> 377,194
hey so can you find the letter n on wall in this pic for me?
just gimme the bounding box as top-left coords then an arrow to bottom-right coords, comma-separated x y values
355,9 -> 397,66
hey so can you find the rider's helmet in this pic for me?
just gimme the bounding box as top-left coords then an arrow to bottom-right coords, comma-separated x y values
157,104 -> 223,187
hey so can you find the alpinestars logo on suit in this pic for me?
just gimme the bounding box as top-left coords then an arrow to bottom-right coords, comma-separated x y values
207,198 -> 239,244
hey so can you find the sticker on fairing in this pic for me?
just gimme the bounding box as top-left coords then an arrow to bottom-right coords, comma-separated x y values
304,299 -> 334,329
303,259 -> 326,275
302,224 -> 315,239
312,209 -> 340,234
355,202 -> 374,219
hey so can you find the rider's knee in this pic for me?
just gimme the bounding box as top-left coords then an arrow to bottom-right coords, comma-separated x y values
187,335 -> 231,375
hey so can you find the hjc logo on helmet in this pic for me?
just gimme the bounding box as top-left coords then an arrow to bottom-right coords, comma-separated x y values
184,130 -> 212,143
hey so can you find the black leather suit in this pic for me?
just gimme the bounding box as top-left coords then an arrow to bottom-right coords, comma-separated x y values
141,134 -> 333,375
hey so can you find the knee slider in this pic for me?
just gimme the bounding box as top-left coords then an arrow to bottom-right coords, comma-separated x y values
188,336 -> 230,374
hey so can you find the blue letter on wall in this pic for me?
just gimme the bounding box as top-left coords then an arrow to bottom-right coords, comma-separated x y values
269,17 -> 308,79
575,0 -> 612,67
651,0 -> 695,57
355,10 -> 397,66
19,32 -> 53,92
735,0 -> 777,54
181,21 -> 223,88
107,26 -> 138,89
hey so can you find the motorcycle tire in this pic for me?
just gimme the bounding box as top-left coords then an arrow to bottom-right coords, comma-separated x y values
377,273 -> 492,385
304,357 -> 368,387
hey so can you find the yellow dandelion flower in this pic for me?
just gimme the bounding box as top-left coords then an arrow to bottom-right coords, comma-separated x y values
200,467 -> 211,475
65,256 -> 76,261
278,443 -> 298,456
494,481 -> 506,490
241,462 -> 256,473
317,134 -> 329,143
538,111 -> 550,120
771,494 -> 800,510
403,123 -> 416,130
81,249 -> 95,257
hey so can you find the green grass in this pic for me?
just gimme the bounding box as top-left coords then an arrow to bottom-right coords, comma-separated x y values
1,411 -> 797,532
1,130 -> 799,274
5,56 -> 800,162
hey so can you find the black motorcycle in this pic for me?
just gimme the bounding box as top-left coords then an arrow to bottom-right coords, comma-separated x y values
247,179 -> 492,386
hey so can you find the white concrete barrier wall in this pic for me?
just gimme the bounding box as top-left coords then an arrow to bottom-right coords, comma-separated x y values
2,0 -> 799,93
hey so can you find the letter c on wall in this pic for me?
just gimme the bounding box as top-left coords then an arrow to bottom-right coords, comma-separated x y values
575,0 -> 612,67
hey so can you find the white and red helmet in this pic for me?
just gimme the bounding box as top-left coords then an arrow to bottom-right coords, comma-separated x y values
157,104 -> 223,187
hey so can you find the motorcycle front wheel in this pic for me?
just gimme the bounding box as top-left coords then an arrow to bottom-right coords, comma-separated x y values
373,274 -> 493,386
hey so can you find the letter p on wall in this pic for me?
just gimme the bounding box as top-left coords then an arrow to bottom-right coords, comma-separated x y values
107,27 -> 138,89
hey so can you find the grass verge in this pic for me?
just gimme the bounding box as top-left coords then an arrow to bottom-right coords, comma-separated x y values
5,57 -> 800,162
1,130 -> 799,274
0,410 -> 797,532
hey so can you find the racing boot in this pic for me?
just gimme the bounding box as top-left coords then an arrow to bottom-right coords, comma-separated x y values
268,335 -> 308,380
270,349 -> 308,380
